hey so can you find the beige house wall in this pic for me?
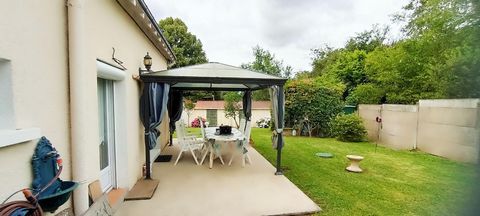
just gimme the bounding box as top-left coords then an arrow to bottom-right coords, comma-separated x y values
0,1 -> 71,210
251,109 -> 271,127
84,0 -> 169,192
0,1 -> 170,213
189,109 -> 270,127
358,99 -> 480,163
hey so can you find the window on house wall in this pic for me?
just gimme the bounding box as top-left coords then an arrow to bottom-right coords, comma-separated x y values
0,58 -> 41,148
206,109 -> 217,127
0,59 -> 14,130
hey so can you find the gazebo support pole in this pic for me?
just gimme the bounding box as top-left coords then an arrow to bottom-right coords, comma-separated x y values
275,85 -> 285,175
145,134 -> 151,179
275,144 -> 283,175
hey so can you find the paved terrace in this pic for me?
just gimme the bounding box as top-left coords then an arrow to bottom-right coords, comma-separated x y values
116,145 -> 320,216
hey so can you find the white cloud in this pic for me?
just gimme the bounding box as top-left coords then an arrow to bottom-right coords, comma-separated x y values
145,0 -> 408,72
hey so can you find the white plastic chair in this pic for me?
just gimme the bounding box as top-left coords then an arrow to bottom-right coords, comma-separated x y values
229,120 -> 252,167
174,121 -> 204,165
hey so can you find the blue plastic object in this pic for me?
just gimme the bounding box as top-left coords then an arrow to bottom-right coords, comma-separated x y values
31,137 -> 78,212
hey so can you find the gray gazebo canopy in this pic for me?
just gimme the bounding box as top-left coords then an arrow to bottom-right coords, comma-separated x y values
140,62 -> 287,179
141,62 -> 287,91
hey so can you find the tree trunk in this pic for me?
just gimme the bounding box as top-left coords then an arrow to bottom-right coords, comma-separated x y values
233,116 -> 239,128
306,123 -> 312,137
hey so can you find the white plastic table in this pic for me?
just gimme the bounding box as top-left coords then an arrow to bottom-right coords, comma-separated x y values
204,127 -> 244,142
202,127 -> 244,168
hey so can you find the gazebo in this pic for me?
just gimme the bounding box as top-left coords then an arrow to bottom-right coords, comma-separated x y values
139,62 -> 287,179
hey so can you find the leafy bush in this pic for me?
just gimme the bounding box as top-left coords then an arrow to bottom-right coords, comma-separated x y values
331,114 -> 367,142
346,83 -> 384,105
191,117 -> 206,128
285,76 -> 345,137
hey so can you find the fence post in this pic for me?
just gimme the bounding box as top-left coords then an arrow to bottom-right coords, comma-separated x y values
476,101 -> 480,163
414,101 -> 420,150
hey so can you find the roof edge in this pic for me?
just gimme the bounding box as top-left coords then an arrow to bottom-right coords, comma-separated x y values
152,62 -> 288,80
116,0 -> 176,62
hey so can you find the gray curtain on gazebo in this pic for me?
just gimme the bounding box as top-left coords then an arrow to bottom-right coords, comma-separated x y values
270,85 -> 285,175
270,86 -> 285,149
243,90 -> 252,123
140,82 -> 170,178
168,90 -> 183,145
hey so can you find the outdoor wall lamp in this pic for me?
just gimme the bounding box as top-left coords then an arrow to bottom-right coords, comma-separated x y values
143,52 -> 152,71
138,52 -> 153,76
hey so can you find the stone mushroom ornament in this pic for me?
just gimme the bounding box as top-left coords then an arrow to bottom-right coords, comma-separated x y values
346,155 -> 364,173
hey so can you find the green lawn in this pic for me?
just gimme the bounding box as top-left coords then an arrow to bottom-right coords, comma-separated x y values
251,128 -> 476,216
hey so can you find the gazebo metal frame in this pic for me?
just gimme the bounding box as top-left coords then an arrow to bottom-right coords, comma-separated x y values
139,62 -> 287,179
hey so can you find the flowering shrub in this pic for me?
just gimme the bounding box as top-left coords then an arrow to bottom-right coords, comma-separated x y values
191,117 -> 206,128
256,117 -> 271,128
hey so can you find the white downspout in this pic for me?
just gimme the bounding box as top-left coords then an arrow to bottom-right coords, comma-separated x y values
67,0 -> 89,214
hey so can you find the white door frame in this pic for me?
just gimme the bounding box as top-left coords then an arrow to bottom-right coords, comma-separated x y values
98,79 -> 116,192
97,60 -> 128,190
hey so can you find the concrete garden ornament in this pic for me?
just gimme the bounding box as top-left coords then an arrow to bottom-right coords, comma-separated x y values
346,155 -> 364,173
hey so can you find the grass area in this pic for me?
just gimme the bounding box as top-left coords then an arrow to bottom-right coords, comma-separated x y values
172,127 -> 202,138
251,128 -> 476,216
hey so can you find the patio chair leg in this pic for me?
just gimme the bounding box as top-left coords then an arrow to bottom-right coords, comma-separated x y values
228,152 -> 235,166
174,151 -> 183,165
209,150 -> 213,169
246,154 -> 252,165
219,154 -> 225,165
242,154 -> 246,167
200,148 -> 209,165
190,148 -> 200,165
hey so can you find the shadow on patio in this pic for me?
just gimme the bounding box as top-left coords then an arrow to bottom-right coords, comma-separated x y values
116,144 -> 320,216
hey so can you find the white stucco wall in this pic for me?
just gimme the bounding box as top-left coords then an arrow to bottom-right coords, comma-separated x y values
84,0 -> 169,194
0,1 -> 170,214
0,1 -> 71,211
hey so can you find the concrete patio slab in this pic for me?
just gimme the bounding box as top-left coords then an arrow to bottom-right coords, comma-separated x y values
116,145 -> 320,216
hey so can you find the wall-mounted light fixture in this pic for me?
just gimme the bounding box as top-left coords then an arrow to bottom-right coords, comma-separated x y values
138,52 -> 152,77
143,52 -> 152,71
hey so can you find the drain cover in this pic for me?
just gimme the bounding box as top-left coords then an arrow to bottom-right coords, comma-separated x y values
316,152 -> 333,158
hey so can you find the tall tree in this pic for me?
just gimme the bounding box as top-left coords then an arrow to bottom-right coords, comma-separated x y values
365,0 -> 480,103
223,92 -> 242,128
242,46 -> 292,100
398,0 -> 480,98
159,17 -> 219,100
345,25 -> 389,53
159,17 -> 208,68
183,99 -> 195,126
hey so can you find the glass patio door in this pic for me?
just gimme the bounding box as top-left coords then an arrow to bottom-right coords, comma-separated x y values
98,78 -> 116,192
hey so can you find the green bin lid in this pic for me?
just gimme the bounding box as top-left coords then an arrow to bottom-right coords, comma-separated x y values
316,152 -> 333,158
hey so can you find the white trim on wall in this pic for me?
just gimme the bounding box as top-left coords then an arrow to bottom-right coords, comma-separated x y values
97,61 -> 128,189
0,128 -> 42,148
96,60 -> 125,81
0,58 -> 42,148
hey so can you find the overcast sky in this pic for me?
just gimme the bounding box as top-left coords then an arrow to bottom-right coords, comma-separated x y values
145,0 -> 409,72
